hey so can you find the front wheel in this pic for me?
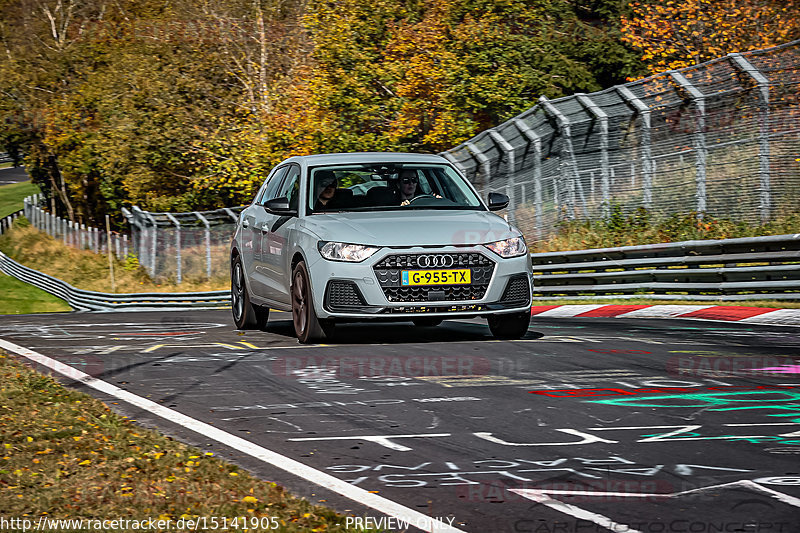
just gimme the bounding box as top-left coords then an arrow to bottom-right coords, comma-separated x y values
231,255 -> 269,330
487,310 -> 531,340
291,261 -> 334,343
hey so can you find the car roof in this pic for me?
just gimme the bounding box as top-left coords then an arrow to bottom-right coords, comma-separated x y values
280,152 -> 450,167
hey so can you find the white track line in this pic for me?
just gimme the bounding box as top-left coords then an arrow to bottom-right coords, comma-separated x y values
0,338 -> 465,533
510,479 -> 800,532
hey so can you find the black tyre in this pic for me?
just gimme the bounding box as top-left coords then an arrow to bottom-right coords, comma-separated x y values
412,318 -> 443,327
291,261 -> 334,343
231,255 -> 268,329
487,310 -> 531,340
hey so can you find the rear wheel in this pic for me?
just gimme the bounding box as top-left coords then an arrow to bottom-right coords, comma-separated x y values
412,318 -> 443,327
487,310 -> 531,340
231,256 -> 268,330
291,261 -> 334,343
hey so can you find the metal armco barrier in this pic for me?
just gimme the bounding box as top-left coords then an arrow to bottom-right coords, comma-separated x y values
0,210 -> 23,235
0,252 -> 230,311
530,234 -> 800,301
2,234 -> 799,309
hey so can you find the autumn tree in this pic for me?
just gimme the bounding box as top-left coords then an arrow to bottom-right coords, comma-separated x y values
621,0 -> 800,74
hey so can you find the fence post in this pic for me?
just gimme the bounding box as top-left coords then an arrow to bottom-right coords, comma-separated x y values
729,52 -> 772,223
194,212 -> 212,280
539,96 -> 578,220
617,85 -> 653,211
670,71 -> 707,215
576,94 -> 611,218
123,234 -> 128,258
513,118 -> 544,241
146,213 -> 158,278
165,212 -> 182,284
464,141 -> 491,199
488,130 -> 517,224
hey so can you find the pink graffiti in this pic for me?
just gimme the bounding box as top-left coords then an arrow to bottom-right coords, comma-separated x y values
750,365 -> 800,374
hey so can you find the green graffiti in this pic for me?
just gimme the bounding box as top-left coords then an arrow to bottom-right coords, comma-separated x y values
587,390 -> 800,423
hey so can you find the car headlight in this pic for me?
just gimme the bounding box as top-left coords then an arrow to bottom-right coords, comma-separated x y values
318,241 -> 380,262
484,236 -> 527,258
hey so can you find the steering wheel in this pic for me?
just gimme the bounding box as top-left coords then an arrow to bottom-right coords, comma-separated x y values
405,194 -> 435,205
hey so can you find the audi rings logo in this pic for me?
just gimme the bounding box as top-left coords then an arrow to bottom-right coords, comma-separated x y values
416,254 -> 455,268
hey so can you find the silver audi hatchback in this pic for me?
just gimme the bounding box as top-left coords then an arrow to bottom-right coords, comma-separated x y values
230,152 -> 533,343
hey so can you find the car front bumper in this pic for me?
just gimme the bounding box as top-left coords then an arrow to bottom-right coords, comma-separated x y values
307,245 -> 533,320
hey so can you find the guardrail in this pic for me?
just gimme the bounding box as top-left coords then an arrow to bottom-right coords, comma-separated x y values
2,233 -> 799,310
0,252 -> 230,311
0,210 -> 23,235
530,233 -> 800,301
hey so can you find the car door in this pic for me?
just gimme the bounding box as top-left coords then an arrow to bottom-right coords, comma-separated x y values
247,165 -> 289,299
262,164 -> 302,305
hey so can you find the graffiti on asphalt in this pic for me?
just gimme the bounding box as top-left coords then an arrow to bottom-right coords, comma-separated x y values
287,422 -> 800,451
323,456 -> 753,487
587,390 -> 800,425
531,385 -> 799,398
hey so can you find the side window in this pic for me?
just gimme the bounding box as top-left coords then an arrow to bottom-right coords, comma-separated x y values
278,165 -> 302,209
258,166 -> 289,204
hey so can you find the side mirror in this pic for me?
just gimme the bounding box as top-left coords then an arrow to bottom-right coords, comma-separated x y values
264,197 -> 297,216
487,192 -> 509,211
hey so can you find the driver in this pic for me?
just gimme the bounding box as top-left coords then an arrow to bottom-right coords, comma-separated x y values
396,169 -> 441,206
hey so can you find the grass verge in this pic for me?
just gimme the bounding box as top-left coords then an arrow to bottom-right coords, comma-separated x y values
0,350 -> 371,532
0,180 -> 39,219
0,273 -> 71,314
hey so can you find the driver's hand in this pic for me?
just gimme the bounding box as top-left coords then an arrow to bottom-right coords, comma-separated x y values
434,194 -> 442,198
400,199 -> 410,206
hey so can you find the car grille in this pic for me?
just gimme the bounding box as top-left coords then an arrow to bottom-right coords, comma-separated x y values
325,280 -> 366,310
373,253 -> 495,303
500,274 -> 531,306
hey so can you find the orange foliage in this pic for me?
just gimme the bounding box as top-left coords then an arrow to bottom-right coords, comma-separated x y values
621,0 -> 800,75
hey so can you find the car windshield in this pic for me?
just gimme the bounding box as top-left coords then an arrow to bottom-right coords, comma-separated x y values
307,163 -> 483,214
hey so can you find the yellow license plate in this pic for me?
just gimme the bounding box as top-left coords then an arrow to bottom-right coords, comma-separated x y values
402,269 -> 471,286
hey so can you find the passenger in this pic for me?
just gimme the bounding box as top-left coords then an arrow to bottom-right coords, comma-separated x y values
314,170 -> 339,211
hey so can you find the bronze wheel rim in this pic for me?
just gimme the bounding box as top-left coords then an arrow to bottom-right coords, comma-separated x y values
292,270 -> 307,335
232,262 -> 244,322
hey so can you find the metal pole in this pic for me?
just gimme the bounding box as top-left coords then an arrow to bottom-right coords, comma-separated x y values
195,212 -> 212,280
617,85 -> 653,211
106,215 -> 116,292
165,212 -> 182,284
513,118 -> 544,241
464,141 -> 492,198
670,71 -> 707,215
539,96 -> 578,220
729,52 -> 772,223
488,130 -> 517,224
577,94 -> 611,218
147,214 -> 158,278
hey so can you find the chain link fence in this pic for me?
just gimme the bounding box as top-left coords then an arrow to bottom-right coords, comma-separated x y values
442,39 -> 800,244
121,206 -> 244,283
121,41 -> 799,282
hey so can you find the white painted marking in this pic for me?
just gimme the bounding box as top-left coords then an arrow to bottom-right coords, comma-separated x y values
739,309 -> 800,326
288,434 -> 452,452
510,489 -> 642,533
617,305 -> 712,319
531,305 -> 604,317
511,478 -> 800,532
0,339 -> 465,533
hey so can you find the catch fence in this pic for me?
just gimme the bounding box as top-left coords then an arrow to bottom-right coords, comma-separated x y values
121,206 -> 245,282
442,39 -> 800,243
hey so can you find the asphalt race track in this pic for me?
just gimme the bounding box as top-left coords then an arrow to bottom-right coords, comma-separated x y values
1,309 -> 799,533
